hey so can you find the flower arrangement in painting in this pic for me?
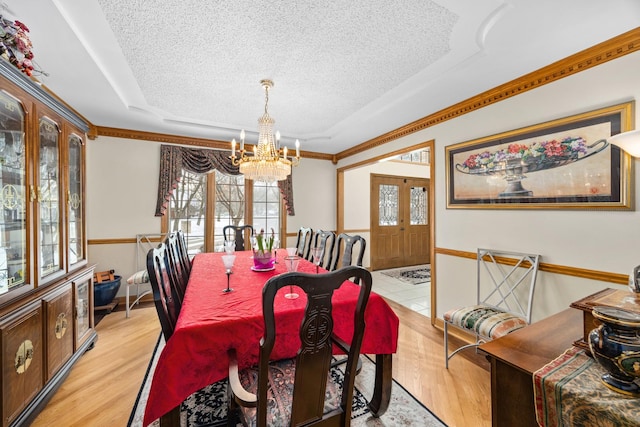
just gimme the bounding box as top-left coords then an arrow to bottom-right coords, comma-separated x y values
0,16 -> 43,77
459,136 -> 589,172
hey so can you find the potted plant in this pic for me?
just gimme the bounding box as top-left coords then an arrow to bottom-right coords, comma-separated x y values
253,228 -> 275,270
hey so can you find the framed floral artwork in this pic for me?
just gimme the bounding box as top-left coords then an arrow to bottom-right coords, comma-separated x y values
446,102 -> 634,209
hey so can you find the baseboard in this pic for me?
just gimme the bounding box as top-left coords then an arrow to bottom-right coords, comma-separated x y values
114,294 -> 155,306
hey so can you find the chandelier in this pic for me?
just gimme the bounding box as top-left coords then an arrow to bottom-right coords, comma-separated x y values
230,79 -> 300,183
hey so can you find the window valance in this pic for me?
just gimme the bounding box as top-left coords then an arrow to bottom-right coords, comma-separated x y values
155,145 -> 295,216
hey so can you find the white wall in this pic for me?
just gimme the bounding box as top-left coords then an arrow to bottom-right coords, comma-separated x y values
86,137 -> 161,290
283,158 -> 336,248
86,139 -> 335,297
339,50 -> 640,321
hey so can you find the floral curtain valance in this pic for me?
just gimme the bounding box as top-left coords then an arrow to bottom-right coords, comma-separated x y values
155,145 -> 295,216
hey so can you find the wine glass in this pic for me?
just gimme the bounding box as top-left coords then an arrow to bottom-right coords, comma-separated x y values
273,237 -> 280,263
283,255 -> 300,299
286,247 -> 297,257
221,254 -> 236,293
224,240 -> 235,254
310,246 -> 322,274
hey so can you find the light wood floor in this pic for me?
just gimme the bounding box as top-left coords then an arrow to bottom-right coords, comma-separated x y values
31,299 -> 491,427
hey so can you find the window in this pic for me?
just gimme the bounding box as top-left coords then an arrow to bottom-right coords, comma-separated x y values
166,169 -> 207,254
165,169 -> 282,253
213,172 -> 246,250
252,180 -> 282,244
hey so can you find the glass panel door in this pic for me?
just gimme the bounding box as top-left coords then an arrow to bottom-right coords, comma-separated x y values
410,186 -> 427,225
0,91 -> 27,295
378,184 -> 399,226
39,117 -> 62,279
67,134 -> 84,266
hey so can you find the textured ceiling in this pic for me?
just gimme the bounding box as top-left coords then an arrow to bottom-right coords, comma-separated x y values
4,1 -> 640,154
98,0 -> 456,136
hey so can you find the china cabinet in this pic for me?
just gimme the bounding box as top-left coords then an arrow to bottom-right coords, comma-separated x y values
0,60 -> 95,427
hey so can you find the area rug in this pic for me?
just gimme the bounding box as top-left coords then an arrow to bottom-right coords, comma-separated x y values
128,335 -> 447,427
381,265 -> 431,285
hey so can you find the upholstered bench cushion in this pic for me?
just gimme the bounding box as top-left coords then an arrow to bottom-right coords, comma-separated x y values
127,269 -> 149,285
237,358 -> 341,426
444,304 -> 528,339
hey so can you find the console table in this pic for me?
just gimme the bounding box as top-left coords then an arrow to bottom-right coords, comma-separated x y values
479,308 -> 582,427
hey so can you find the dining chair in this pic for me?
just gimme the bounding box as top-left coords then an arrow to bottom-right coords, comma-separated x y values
176,229 -> 192,274
312,229 -> 336,270
443,248 -> 541,368
146,243 -> 182,341
223,225 -> 254,251
295,226 -> 313,260
329,233 -> 366,271
227,266 -> 372,427
164,232 -> 189,302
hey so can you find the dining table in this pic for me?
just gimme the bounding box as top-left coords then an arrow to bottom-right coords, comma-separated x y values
143,251 -> 400,426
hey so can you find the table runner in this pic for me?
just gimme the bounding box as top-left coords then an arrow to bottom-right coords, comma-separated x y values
533,346 -> 640,427
143,252 -> 399,426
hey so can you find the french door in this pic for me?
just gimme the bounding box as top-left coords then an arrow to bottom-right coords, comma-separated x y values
370,174 -> 430,270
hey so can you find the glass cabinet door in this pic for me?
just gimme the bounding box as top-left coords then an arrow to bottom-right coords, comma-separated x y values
0,91 -> 27,296
38,117 -> 62,280
67,134 -> 84,267
73,271 -> 93,349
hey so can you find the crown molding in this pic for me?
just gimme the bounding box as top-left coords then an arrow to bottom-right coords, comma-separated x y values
336,26 -> 640,161
94,126 -> 334,161
90,27 -> 640,163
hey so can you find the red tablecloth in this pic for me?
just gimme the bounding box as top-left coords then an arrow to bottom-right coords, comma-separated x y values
143,252 -> 399,426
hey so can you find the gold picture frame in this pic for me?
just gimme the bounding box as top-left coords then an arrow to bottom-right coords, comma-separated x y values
446,102 -> 634,209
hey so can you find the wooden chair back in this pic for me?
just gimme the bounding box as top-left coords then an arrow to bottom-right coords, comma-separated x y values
312,230 -> 336,270
146,244 -> 182,341
165,232 -> 189,301
176,230 -> 191,274
230,266 -> 372,426
295,227 -> 314,260
330,233 -> 366,271
223,225 -> 254,251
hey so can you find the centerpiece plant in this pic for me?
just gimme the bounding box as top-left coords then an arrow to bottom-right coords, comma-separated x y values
253,228 -> 275,270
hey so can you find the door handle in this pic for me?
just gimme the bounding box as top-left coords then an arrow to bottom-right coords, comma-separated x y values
400,227 -> 405,231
